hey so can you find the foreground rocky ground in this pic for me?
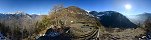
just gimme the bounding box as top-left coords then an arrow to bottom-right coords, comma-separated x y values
35,24 -> 151,40
99,28 -> 149,40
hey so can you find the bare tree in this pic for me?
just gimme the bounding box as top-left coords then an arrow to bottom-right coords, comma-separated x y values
49,4 -> 64,15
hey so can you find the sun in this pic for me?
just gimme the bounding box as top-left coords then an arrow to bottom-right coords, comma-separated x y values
125,4 -> 132,10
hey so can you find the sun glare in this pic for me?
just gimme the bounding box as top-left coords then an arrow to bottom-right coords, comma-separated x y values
125,4 -> 132,10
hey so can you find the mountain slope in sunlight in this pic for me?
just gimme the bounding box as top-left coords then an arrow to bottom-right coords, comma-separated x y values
36,6 -> 104,40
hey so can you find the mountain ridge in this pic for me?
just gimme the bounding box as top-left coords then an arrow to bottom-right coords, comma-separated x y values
89,11 -> 137,28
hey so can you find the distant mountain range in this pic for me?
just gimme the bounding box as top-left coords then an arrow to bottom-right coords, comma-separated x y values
0,11 -> 45,31
1,8 -> 150,29
0,6 -> 150,29
89,11 -> 137,28
127,13 -> 151,25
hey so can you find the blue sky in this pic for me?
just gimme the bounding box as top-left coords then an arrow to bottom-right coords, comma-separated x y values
0,0 -> 151,15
